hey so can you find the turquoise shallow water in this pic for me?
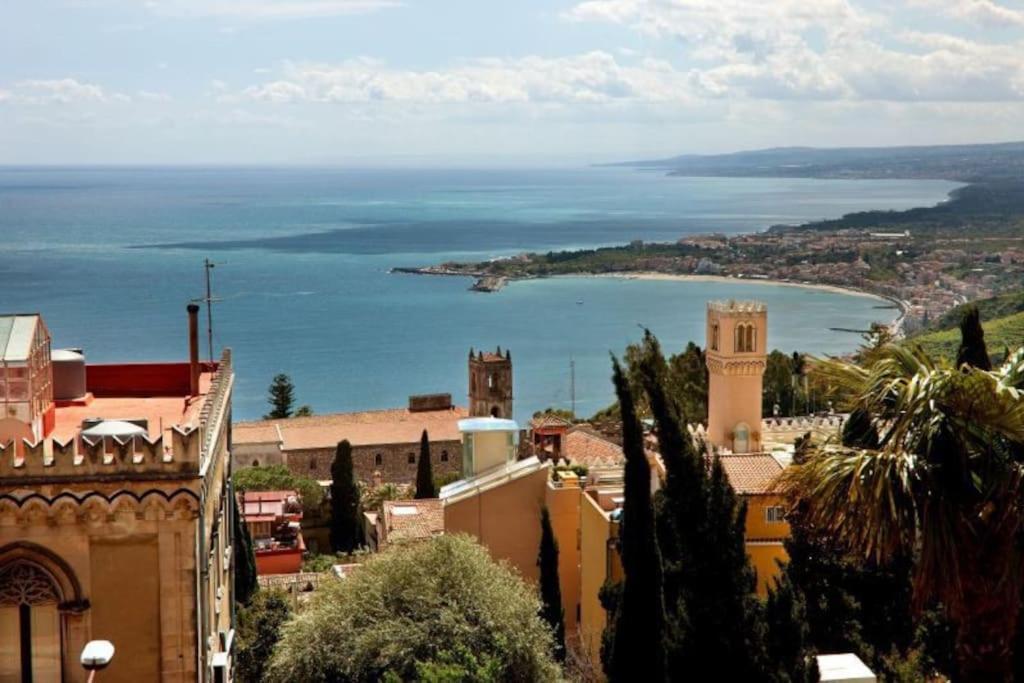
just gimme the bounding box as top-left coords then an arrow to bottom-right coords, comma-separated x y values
0,166 -> 958,420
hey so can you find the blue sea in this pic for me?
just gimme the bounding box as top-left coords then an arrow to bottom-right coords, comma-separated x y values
0,166 -> 958,420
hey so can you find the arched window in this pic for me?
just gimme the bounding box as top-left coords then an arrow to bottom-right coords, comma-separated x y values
0,562 -> 63,681
374,453 -> 383,466
440,450 -> 449,463
746,325 -> 755,353
251,459 -> 260,467
310,459 -> 317,471
711,323 -> 720,351
490,406 -> 500,418
734,324 -> 745,352
733,422 -> 750,453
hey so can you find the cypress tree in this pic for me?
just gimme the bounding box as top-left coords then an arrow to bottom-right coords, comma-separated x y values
233,491 -> 259,605
415,429 -> 437,499
765,571 -> 817,683
603,357 -> 668,682
264,373 -> 296,419
330,440 -> 362,552
537,506 -> 565,662
956,305 -> 991,370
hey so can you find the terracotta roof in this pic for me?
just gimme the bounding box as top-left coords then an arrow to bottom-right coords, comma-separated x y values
530,414 -> 573,430
381,499 -> 444,545
562,428 -> 624,469
713,454 -> 783,495
234,406 -> 469,450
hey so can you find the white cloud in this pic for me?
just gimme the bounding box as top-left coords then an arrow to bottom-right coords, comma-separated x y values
910,0 -> 1024,27
0,89 -> 10,104
138,90 -> 172,102
12,78 -> 129,104
141,0 -> 400,19
565,0 -> 1024,102
231,52 -> 700,106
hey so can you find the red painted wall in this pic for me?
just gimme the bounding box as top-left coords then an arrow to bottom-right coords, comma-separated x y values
255,548 -> 304,575
85,361 -> 217,397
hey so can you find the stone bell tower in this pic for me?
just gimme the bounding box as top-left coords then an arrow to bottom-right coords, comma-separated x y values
705,300 -> 767,453
468,347 -> 513,419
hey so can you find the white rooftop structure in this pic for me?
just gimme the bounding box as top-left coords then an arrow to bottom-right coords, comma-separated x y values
816,653 -> 877,683
457,417 -> 519,433
439,456 -> 545,504
0,314 -> 43,362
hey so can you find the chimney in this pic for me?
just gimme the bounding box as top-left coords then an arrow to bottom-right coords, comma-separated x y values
187,304 -> 200,396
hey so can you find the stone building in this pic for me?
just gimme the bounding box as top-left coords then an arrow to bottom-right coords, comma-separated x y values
468,347 -> 513,418
233,347 -> 515,486
0,306 -> 235,682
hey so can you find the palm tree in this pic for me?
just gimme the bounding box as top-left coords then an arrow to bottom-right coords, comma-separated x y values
780,339 -> 1024,681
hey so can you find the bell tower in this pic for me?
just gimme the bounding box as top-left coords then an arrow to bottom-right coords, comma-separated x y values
468,347 -> 513,419
705,301 -> 767,453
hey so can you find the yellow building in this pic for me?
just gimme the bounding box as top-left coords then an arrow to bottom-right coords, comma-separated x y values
0,306 -> 235,682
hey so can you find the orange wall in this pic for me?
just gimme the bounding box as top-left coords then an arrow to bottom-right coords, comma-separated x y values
545,481 -> 581,634
743,494 -> 789,595
707,372 -> 764,452
255,548 -> 304,575
444,467 -> 548,583
85,361 -> 216,398
579,494 -> 620,668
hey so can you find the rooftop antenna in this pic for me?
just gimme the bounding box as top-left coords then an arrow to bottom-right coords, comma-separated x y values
570,356 -> 576,419
191,258 -> 223,363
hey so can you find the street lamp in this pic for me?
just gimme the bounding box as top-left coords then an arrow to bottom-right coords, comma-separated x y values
81,640 -> 115,682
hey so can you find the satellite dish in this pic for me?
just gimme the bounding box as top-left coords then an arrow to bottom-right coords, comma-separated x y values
81,420 -> 146,438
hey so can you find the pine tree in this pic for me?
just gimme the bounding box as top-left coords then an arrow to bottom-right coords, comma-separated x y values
233,491 -> 259,605
537,506 -> 566,662
765,571 -> 817,683
330,440 -> 362,552
603,357 -> 668,682
415,429 -> 437,499
956,305 -> 991,370
264,373 -> 296,419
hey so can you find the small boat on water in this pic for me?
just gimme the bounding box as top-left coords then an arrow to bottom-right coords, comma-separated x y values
576,299 -> 584,305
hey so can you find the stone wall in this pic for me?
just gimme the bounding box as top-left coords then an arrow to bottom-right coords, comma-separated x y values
286,439 -> 463,485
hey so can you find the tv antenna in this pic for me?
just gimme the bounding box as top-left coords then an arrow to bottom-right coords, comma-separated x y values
190,258 -> 223,363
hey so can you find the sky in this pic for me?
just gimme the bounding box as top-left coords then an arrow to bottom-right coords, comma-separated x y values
2,0 -> 1024,164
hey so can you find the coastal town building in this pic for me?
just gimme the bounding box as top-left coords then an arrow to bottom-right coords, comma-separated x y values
240,490 -> 305,575
705,299 -> 767,454
0,306 -> 235,682
232,347 -> 516,486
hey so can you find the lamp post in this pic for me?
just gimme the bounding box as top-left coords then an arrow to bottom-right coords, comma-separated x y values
81,640 -> 114,683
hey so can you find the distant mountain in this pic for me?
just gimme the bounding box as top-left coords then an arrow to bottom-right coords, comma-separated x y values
611,141 -> 1024,182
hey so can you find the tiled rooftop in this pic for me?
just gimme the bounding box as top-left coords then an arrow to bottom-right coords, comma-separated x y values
713,454 -> 784,495
562,428 -> 624,469
381,499 -> 444,545
234,405 -> 469,450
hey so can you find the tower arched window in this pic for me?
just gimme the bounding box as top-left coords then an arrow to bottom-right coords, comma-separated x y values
733,422 -> 751,453
746,324 -> 755,353
711,323 -> 720,351
0,562 -> 63,681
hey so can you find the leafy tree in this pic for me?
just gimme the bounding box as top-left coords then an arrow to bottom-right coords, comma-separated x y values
232,492 -> 259,606
764,572 -> 818,683
233,463 -> 323,510
538,506 -> 565,662
266,535 -> 561,682
781,333 -> 1024,679
264,373 -> 296,419
956,305 -> 992,371
330,440 -> 363,553
764,350 -> 796,417
294,404 -> 314,417
415,430 -> 437,499
235,588 -> 292,683
603,357 -> 668,682
532,407 -> 575,422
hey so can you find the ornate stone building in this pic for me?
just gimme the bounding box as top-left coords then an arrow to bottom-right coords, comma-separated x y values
0,307 -> 235,682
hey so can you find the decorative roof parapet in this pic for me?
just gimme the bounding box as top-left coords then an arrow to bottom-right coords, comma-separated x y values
198,349 -> 233,477
0,426 -> 200,481
707,300 -> 767,314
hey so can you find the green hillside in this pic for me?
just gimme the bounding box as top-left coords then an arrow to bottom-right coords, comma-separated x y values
926,290 -> 1024,332
910,310 -> 1024,362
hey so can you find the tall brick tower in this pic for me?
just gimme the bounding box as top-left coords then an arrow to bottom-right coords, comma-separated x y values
705,300 -> 767,453
468,347 -> 513,418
